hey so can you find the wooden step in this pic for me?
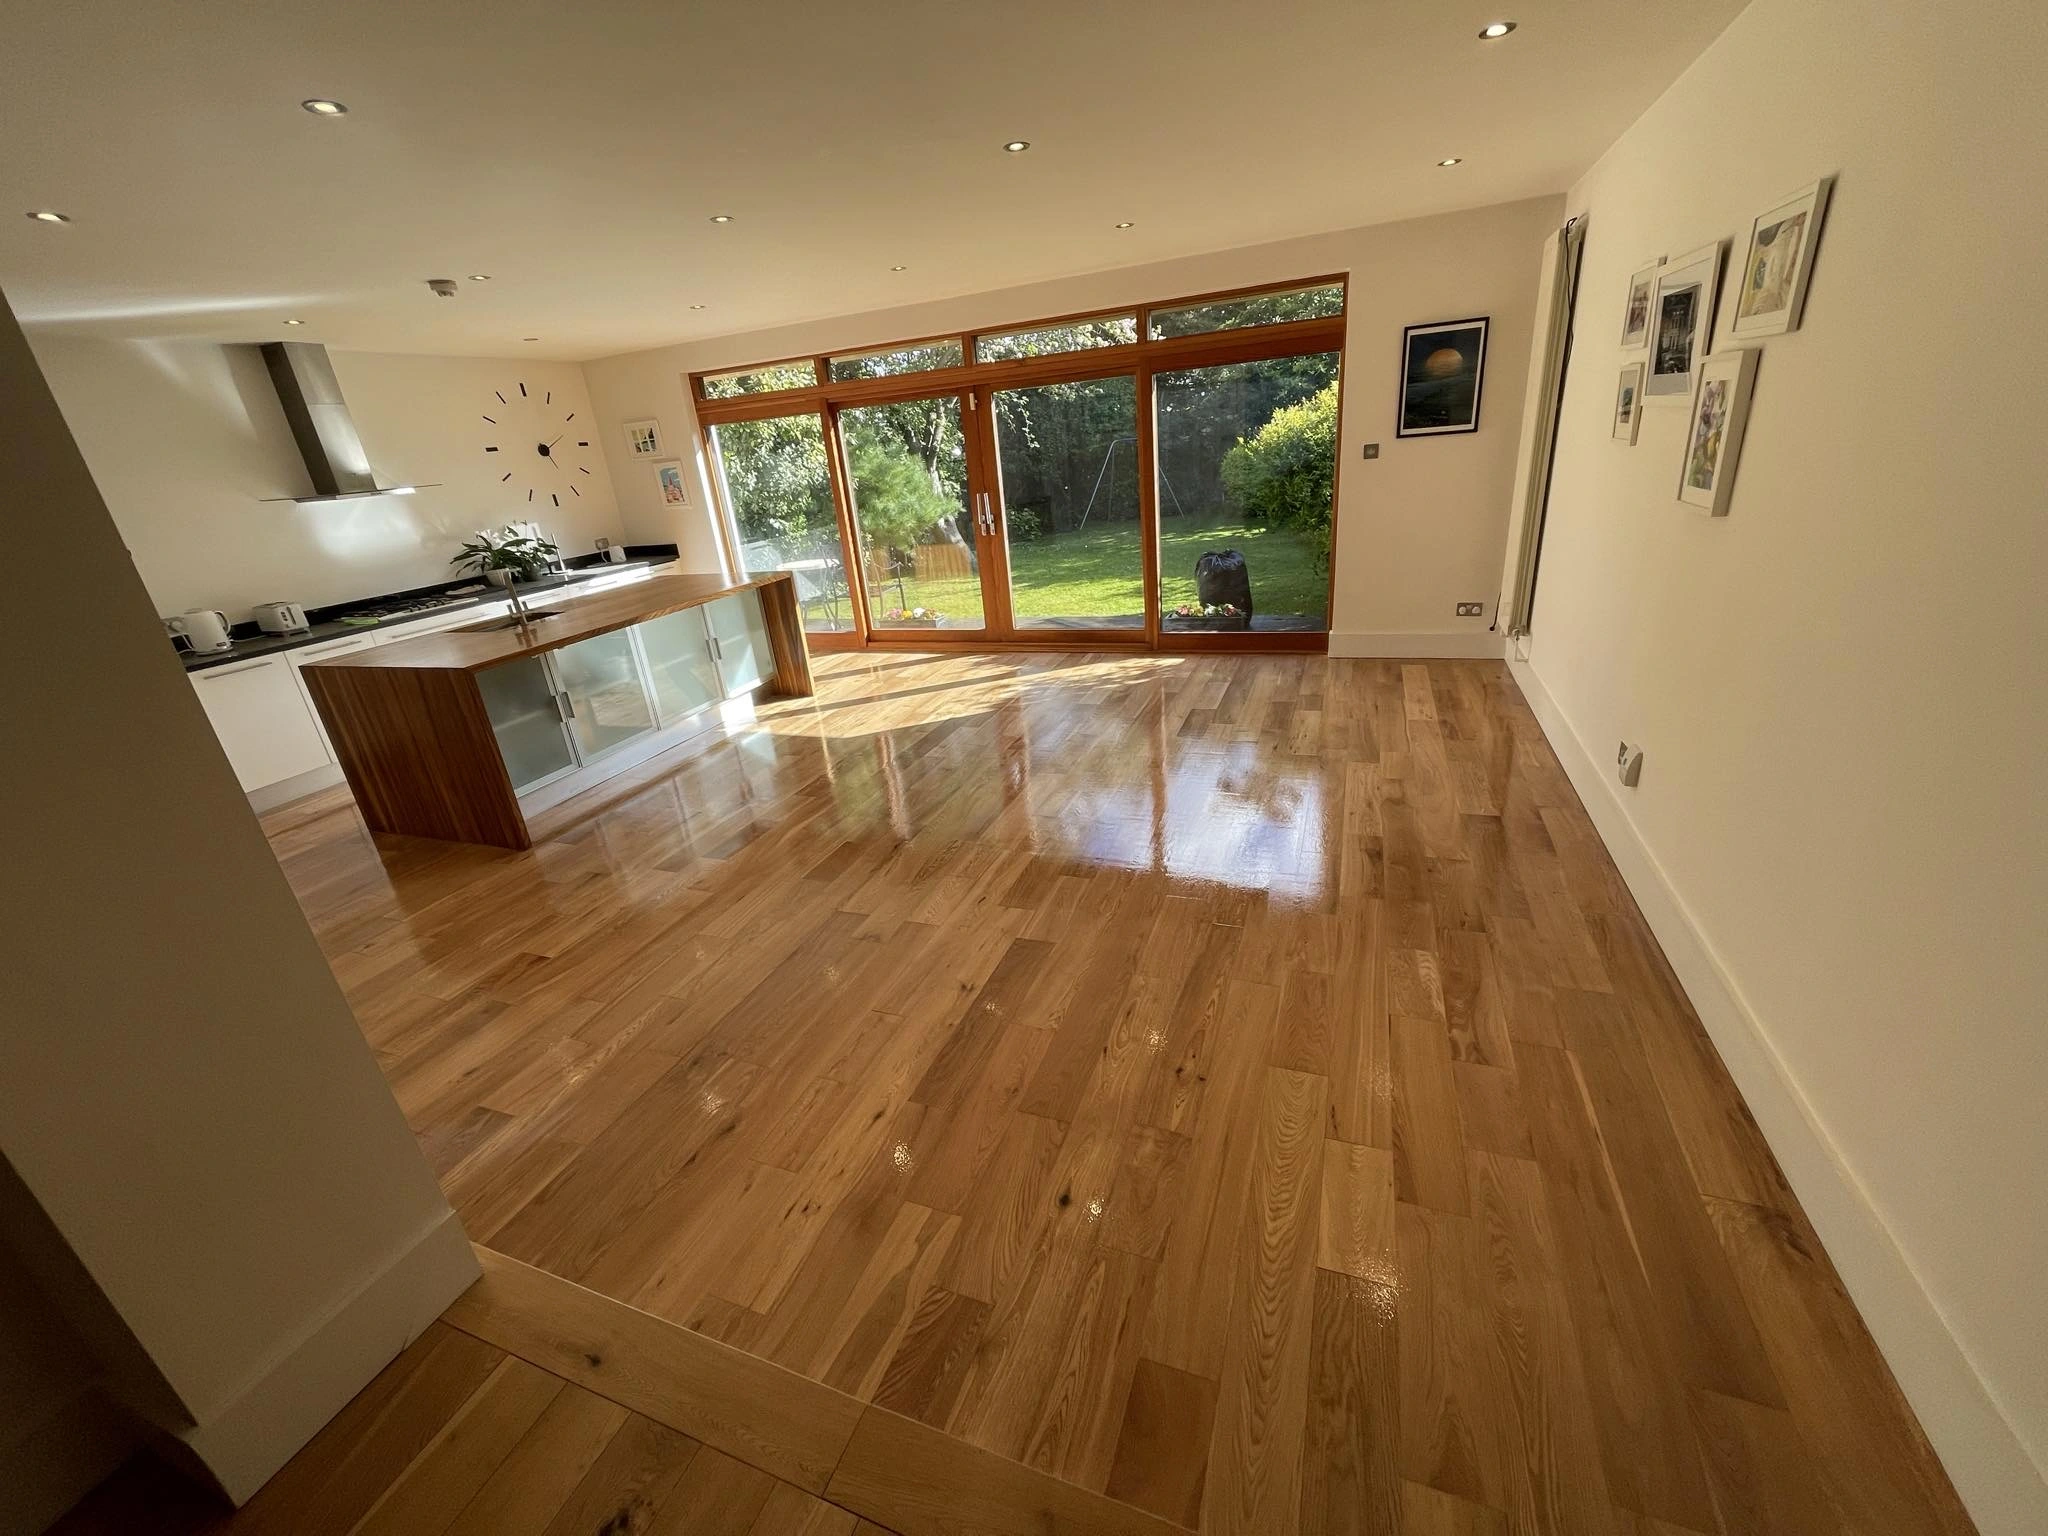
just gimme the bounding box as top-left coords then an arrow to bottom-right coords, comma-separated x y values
445,1246 -> 1193,1536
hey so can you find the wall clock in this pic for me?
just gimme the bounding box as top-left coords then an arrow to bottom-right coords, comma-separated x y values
482,381 -> 594,509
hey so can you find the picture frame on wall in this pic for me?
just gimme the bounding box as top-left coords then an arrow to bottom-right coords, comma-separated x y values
1620,258 -> 1663,349
652,459 -> 688,506
1396,316 -> 1489,437
1646,241 -> 1725,398
624,419 -> 663,458
1677,350 -> 1760,515
1612,363 -> 1645,443
1731,176 -> 1834,339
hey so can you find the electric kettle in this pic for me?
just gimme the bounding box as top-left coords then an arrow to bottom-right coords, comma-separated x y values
167,609 -> 233,653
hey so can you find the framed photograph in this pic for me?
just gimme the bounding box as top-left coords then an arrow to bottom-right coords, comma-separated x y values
1677,350 -> 1760,515
1612,363 -> 1645,444
652,459 -> 689,507
624,419 -> 663,458
1396,317 -> 1489,437
1646,241 -> 1725,399
1732,176 -> 1834,338
1620,258 -> 1663,349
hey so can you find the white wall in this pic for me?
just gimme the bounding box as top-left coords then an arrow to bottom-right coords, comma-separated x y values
27,339 -> 625,619
583,197 -> 1564,649
0,288 -> 479,1506
1523,0 -> 2048,1527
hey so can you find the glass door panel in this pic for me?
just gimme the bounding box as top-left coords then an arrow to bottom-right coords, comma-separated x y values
552,630 -> 657,760
636,609 -> 721,724
839,395 -> 983,631
1153,352 -> 1340,633
989,376 -> 1144,630
709,412 -> 855,634
477,657 -> 575,791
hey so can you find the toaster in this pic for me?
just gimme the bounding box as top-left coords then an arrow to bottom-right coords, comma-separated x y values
253,601 -> 309,635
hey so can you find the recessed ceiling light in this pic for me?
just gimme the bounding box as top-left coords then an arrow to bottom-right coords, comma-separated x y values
709,213 -> 735,224
301,98 -> 348,116
282,319 -> 305,326
467,274 -> 491,282
26,210 -> 69,223
689,304 -> 706,310
1439,157 -> 1464,166
1478,20 -> 1516,38
1114,221 -> 1134,230
1002,140 -> 1031,153
890,265 -> 909,272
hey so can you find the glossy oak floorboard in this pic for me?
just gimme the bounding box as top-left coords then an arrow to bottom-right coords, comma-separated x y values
258,651 -> 1975,1536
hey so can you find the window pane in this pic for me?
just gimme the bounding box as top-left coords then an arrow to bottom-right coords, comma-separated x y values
700,360 -> 817,399
1154,352 -> 1339,631
826,339 -> 964,382
975,315 -> 1137,363
992,377 -> 1143,628
839,395 -> 983,629
708,413 -> 854,633
1148,281 -> 1345,340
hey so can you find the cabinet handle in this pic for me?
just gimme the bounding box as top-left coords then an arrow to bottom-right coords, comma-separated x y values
193,659 -> 275,680
554,690 -> 576,721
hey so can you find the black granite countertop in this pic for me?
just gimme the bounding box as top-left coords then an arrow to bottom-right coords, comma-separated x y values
179,547 -> 680,671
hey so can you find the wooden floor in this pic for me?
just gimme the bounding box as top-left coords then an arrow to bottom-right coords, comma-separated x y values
249,650 -> 1971,1536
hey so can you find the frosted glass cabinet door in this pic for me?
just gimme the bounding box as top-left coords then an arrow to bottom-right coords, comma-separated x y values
705,592 -> 772,697
552,630 -> 657,761
477,657 -> 575,790
636,609 -> 722,725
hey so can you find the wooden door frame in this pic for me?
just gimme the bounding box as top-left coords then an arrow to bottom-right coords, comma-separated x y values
691,273 -> 1350,656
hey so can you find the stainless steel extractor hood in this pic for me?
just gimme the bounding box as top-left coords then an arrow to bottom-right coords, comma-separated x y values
258,341 -> 439,503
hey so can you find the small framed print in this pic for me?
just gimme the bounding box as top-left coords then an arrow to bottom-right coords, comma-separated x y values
1612,363 -> 1645,444
1396,317 -> 1489,437
1647,241 -> 1726,399
1732,176 -> 1834,339
1677,350 -> 1760,516
1620,258 -> 1663,350
652,459 -> 689,507
624,419 -> 663,458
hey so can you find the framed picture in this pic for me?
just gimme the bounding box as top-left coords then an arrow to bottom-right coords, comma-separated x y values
1646,241 -> 1725,399
1612,363 -> 1645,443
1732,176 -> 1834,338
1620,258 -> 1663,349
1396,317 -> 1489,437
1677,350 -> 1760,515
652,459 -> 688,507
624,419 -> 663,458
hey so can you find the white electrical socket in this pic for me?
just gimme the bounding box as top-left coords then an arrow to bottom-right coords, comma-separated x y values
1616,740 -> 1644,788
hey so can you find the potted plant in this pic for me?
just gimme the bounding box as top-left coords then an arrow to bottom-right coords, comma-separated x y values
1163,601 -> 1251,632
882,606 -> 945,628
452,526 -> 560,587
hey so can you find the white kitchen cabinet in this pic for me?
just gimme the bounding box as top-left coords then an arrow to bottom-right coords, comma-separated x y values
704,592 -> 772,697
187,655 -> 331,793
286,633 -> 375,757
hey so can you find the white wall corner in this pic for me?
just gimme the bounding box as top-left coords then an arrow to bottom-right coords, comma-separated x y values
1328,630 -> 1509,660
1506,654 -> 2048,1535
174,1211 -> 478,1505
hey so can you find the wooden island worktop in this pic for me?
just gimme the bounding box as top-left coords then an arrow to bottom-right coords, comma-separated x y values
300,571 -> 812,849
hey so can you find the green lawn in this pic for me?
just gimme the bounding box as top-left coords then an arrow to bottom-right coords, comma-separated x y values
886,512 -> 1326,624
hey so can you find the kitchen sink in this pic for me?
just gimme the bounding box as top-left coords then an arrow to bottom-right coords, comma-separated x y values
461,608 -> 564,631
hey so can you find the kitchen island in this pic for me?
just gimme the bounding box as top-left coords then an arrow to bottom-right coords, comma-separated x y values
301,571 -> 811,849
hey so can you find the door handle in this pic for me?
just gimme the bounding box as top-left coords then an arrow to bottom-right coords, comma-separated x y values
976,492 -> 996,537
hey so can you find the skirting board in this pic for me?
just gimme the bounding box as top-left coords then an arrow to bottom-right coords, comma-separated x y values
173,1208 -> 480,1504
246,761 -> 345,814
1328,629 -> 1506,659
1507,653 -> 2048,1535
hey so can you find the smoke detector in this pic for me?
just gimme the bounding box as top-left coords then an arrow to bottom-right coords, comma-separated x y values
426,278 -> 459,298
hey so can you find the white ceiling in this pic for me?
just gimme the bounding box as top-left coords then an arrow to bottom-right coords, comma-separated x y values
0,0 -> 1745,362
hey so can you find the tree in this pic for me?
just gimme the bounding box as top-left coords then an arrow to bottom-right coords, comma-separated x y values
1219,382 -> 1339,567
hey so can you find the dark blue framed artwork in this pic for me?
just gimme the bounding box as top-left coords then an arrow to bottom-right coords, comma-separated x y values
1397,317 -> 1489,437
